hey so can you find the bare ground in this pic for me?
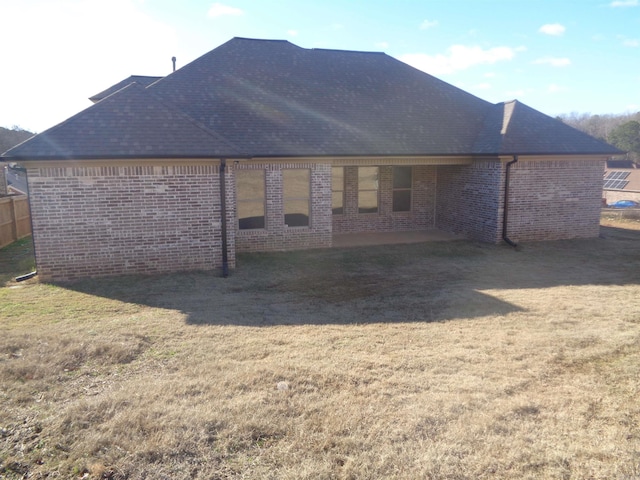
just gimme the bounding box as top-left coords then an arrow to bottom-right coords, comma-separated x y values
0,221 -> 639,479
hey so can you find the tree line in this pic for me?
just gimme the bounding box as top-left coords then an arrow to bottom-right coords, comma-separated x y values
558,112 -> 640,163
0,126 -> 34,155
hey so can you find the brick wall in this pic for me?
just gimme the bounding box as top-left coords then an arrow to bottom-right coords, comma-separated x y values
234,162 -> 332,253
332,165 -> 437,233
603,189 -> 640,204
506,158 -> 604,241
436,160 -> 504,243
27,162 -> 231,282
435,157 -> 605,244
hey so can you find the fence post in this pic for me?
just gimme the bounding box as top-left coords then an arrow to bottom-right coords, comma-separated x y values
11,196 -> 18,242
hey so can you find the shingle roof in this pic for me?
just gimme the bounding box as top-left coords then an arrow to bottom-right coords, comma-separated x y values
5,83 -> 241,159
1,37 -> 621,160
473,100 -> 620,155
89,75 -> 163,103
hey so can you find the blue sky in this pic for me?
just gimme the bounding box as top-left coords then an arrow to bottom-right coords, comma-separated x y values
2,0 -> 639,132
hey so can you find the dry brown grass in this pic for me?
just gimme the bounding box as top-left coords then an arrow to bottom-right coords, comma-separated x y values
1,220 -> 639,479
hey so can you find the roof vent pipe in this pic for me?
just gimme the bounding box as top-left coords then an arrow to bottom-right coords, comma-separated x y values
171,56 -> 176,72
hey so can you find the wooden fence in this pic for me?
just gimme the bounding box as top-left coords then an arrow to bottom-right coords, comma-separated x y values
0,195 -> 31,249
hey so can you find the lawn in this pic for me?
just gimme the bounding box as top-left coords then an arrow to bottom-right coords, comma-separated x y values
1,221 -> 639,479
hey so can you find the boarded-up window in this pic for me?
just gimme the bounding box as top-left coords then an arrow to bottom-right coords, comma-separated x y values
358,167 -> 378,214
332,167 -> 344,215
237,170 -> 265,230
284,169 -> 310,227
392,166 -> 412,212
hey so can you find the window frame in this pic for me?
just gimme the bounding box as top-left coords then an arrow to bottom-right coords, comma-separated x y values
392,166 -> 413,212
331,167 -> 345,215
236,169 -> 266,231
283,168 -> 311,228
358,166 -> 379,214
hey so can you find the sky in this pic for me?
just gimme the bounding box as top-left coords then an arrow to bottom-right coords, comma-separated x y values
1,0 -> 639,133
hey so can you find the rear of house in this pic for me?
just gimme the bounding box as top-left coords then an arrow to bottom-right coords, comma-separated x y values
1,38 -> 619,282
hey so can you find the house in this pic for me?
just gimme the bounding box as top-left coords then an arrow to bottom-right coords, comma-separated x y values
1,37 -> 620,282
603,159 -> 640,204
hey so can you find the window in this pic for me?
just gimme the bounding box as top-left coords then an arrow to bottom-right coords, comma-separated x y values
332,167 -> 345,214
358,167 -> 378,214
284,169 -> 310,227
236,170 -> 265,229
392,166 -> 412,212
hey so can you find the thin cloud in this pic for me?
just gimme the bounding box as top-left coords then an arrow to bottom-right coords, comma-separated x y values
548,84 -> 568,93
375,41 -> 389,49
505,89 -> 527,98
533,57 -> 571,67
400,45 -> 519,75
287,30 -> 299,37
623,39 -> 639,46
539,23 -> 565,36
207,3 -> 243,18
420,19 -> 438,30
610,0 -> 638,6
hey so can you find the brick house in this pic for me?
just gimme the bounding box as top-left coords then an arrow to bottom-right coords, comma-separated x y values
603,160 -> 640,204
1,38 -> 620,282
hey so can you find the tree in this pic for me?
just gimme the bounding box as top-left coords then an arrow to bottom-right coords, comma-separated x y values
608,121 -> 640,160
0,126 -> 34,154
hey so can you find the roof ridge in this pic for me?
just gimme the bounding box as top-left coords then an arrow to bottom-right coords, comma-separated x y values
311,47 -> 385,55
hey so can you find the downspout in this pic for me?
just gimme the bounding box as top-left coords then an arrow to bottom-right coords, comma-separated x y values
16,165 -> 38,282
219,158 -> 229,278
502,155 -> 518,247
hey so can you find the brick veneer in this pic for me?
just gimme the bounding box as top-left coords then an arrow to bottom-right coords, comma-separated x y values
234,162 -> 332,253
506,158 -> 604,241
436,159 -> 505,243
27,162 -> 233,282
603,189 -> 640,204
25,156 -> 606,281
436,157 -> 605,243
332,165 -> 437,233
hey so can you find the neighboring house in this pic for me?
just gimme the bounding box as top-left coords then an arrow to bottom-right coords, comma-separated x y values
0,37 -> 620,282
603,159 -> 640,204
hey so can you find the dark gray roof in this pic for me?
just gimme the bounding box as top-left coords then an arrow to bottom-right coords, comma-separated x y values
2,37 -> 621,160
89,75 -> 163,103
473,100 -> 620,155
5,83 -> 240,159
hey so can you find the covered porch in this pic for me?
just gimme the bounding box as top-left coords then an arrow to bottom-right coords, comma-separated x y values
332,228 -> 465,248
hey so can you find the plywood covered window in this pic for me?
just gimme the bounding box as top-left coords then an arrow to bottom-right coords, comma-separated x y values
392,166 -> 412,212
284,169 -> 310,227
236,170 -> 265,230
358,166 -> 378,214
332,167 -> 345,215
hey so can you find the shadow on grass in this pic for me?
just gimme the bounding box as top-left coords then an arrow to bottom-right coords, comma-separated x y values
5,227 -> 638,325
54,226 -> 640,326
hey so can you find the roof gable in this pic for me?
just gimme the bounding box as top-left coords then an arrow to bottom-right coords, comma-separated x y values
474,100 -> 621,155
